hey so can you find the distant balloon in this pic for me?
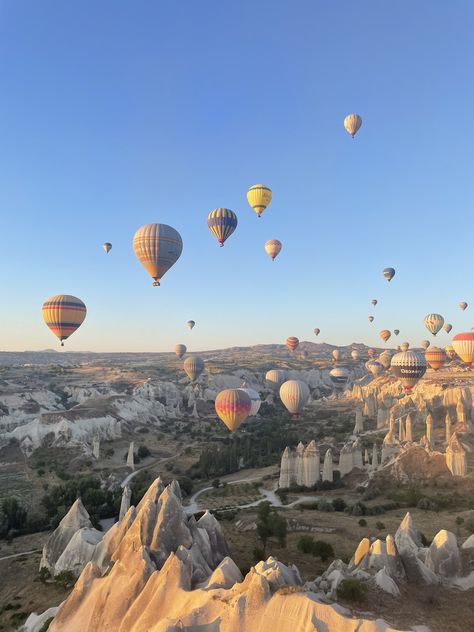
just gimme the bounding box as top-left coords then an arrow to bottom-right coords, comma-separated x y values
444,323 -> 453,334
366,360 -> 384,376
247,184 -> 272,218
400,342 -> 410,352
264,239 -> 282,261
383,267 -> 395,282
265,369 -> 287,391
313,328 -> 320,336
183,356 -> 205,381
394,329 -> 400,336
103,242 -> 112,253
330,367 -> 349,388
215,389 -> 252,432
424,347 -> 447,371
133,223 -> 183,286
371,299 -> 378,306
187,320 -> 196,330
343,113 -> 362,138
300,350 -> 308,359
423,313 -> 444,336
391,350 -> 427,391
239,388 -> 261,417
445,345 -> 457,360
286,336 -> 299,352
368,316 -> 374,323
380,329 -> 391,343
279,380 -> 310,417
351,350 -> 359,361
175,344 -> 187,359
332,349 -> 341,362
378,351 -> 393,369
207,208 -> 238,246
459,302 -> 468,311
421,340 -> 430,350
367,348 -> 376,358
42,295 -> 87,347
452,332 -> 474,366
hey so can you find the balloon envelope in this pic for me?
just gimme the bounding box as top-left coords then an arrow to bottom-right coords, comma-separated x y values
332,349 -> 341,361
247,184 -> 272,218
265,369 -> 287,391
313,328 -> 320,336
380,329 -> 391,343
351,350 -> 359,361
175,344 -> 187,359
329,367 -> 349,388
42,295 -> 87,346
279,380 -> 310,416
391,350 -> 427,390
286,337 -> 299,352
421,340 -> 430,350
207,208 -> 237,246
264,239 -> 282,261
215,389 -> 252,431
187,320 -> 195,330
239,388 -> 261,417
459,302 -> 468,311
383,267 -> 395,282
400,342 -> 410,352
367,348 -> 376,358
183,356 -> 205,381
343,113 -> 362,137
368,316 -> 374,323
371,299 -> 377,306
103,242 -> 112,253
366,360 -> 384,376
133,223 -> 183,286
424,347 -> 447,371
445,345 -> 457,360
452,332 -> 474,365
424,313 -> 444,336
394,329 -> 400,336
444,323 -> 453,334
378,351 -> 393,369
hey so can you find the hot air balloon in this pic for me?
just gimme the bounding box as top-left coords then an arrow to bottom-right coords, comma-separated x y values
378,351 -> 393,369
391,350 -> 427,390
421,340 -> 430,350
400,342 -> 410,352
423,313 -> 444,336
187,320 -> 195,330
239,388 -> 261,417
300,350 -> 308,359
452,332 -> 474,366
247,184 -> 272,218
383,267 -> 395,282
183,356 -> 205,381
207,208 -> 238,246
286,337 -> 299,352
42,295 -> 87,347
103,242 -> 112,253
445,345 -> 457,360
424,347 -> 447,371
175,344 -> 187,359
444,323 -> 453,334
264,239 -> 282,261
215,389 -> 252,432
366,360 -> 384,376
368,316 -> 374,323
371,299 -> 377,306
332,349 -> 341,362
394,329 -> 400,336
279,380 -> 310,417
330,367 -> 349,388
343,113 -> 362,138
265,369 -> 287,391
460,302 -> 468,311
133,223 -> 183,286
380,329 -> 391,343
313,328 -> 320,336
367,348 -> 376,358
351,350 -> 359,361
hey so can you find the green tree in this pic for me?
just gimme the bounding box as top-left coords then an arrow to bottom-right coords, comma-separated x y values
256,502 -> 287,556
1,496 -> 27,534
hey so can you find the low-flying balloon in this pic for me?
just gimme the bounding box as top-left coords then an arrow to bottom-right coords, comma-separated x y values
42,295 -> 87,347
207,208 -> 238,246
247,184 -> 272,218
383,267 -> 395,282
265,369 -> 287,391
459,302 -> 468,311
424,313 -> 444,336
368,316 -> 374,323
351,350 -> 359,361
239,388 -> 261,417
175,344 -> 186,359
133,223 -> 183,286
367,348 -> 376,358
452,332 -> 474,366
286,336 -> 299,352
400,342 -> 410,352
424,347 -> 447,371
378,351 -> 393,369
332,349 -> 341,362
444,323 -> 453,334
215,389 -> 251,431
343,113 -> 362,138
380,329 -> 391,343
103,242 -> 112,253
421,340 -> 430,350
279,380 -> 310,417
391,350 -> 427,390
445,345 -> 457,360
183,356 -> 205,381
187,320 -> 195,330
366,360 -> 384,376
264,239 -> 282,261
330,367 -> 349,388
371,299 -> 377,306
313,328 -> 320,336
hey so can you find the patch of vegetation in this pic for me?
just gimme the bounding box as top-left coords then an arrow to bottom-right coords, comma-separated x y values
297,536 -> 334,561
337,578 -> 368,602
256,501 -> 287,557
358,518 -> 367,527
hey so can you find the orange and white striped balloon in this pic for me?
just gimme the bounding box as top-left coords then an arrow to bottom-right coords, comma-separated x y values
42,295 -> 87,346
264,239 -> 282,261
424,347 -> 447,371
452,332 -> 474,366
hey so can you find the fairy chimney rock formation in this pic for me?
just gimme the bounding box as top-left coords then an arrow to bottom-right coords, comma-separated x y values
303,440 -> 320,487
127,441 -> 135,470
322,449 -> 333,482
445,433 -> 467,477
279,447 -> 295,489
295,442 -> 305,486
119,485 -> 132,521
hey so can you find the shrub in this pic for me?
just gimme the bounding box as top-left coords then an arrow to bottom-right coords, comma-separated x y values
312,540 -> 334,561
297,535 -> 315,554
375,521 -> 386,530
177,476 -> 193,497
332,498 -> 346,512
212,479 -> 221,489
337,578 -> 368,602
417,497 -> 438,511
317,500 -> 334,512
456,516 -> 465,526
358,518 -> 367,527
137,446 -> 151,459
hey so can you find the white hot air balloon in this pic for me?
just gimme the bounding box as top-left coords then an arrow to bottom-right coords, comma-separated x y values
279,380 -> 310,417
239,388 -> 261,417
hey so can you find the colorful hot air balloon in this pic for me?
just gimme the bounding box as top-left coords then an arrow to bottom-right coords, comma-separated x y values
383,267 -> 395,282
351,350 -> 359,361
444,323 -> 453,334
371,299 -> 378,306
378,351 -> 393,369
400,342 -> 410,352
366,360 -> 384,376
394,329 -> 400,336
279,380 -> 310,417
264,239 -> 282,261
42,295 -> 87,347
175,344 -> 187,359
313,328 -> 320,336
215,389 -> 252,432
380,329 -> 391,343
343,113 -> 362,138
424,347 -> 447,371
459,302 -> 468,311
265,369 -> 287,391
423,313 -> 444,336
286,336 -> 299,352
239,388 -> 261,417
452,332 -> 474,366
332,349 -> 341,362
368,316 -> 374,323
183,356 -> 205,381
421,340 -> 430,350
103,242 -> 112,253
247,184 -> 272,218
391,350 -> 427,391
187,320 -> 195,330
133,223 -> 183,286
329,367 -> 349,388
367,348 -> 376,358
445,345 -> 456,360
207,208 -> 238,246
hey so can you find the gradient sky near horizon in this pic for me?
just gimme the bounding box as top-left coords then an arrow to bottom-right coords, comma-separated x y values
0,1 -> 473,352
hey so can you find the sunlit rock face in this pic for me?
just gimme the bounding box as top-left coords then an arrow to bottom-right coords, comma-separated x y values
445,433 -> 468,476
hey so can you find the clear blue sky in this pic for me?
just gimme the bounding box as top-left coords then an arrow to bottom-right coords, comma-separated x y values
0,1 -> 473,352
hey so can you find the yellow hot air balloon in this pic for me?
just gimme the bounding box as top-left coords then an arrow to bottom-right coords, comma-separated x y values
380,330 -> 391,343
247,184 -> 272,218
343,113 -> 362,138
42,295 -> 87,346
133,223 -> 183,286
215,389 -> 252,431
264,239 -> 282,261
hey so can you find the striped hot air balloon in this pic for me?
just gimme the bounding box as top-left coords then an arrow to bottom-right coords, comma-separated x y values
452,332 -> 474,366
380,329 -> 391,343
247,184 -> 272,218
239,387 -> 261,417
279,380 -> 310,417
378,351 -> 393,369
383,267 -> 395,282
265,369 -> 287,391
264,239 -> 282,261
207,208 -> 238,246
391,350 -> 427,390
424,347 -> 447,371
42,295 -> 87,346
286,336 -> 299,352
183,356 -> 205,381
133,223 -> 183,286
423,313 -> 444,336
343,113 -> 362,138
175,344 -> 187,359
444,323 -> 453,334
103,242 -> 112,253
215,389 -> 252,431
